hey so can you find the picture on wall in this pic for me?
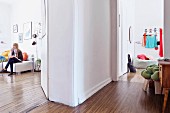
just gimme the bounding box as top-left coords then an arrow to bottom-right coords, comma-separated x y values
34,22 -> 42,37
13,24 -> 18,33
18,33 -> 23,43
23,22 -> 32,40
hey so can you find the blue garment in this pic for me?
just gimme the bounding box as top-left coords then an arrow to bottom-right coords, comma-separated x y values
145,35 -> 158,48
0,56 -> 6,62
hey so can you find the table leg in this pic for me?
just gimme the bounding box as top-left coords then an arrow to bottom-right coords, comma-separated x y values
143,79 -> 149,91
161,87 -> 163,94
32,58 -> 34,73
1,62 -> 3,76
162,89 -> 169,113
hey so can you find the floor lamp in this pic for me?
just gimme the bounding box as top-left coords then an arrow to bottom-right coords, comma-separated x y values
32,34 -> 41,72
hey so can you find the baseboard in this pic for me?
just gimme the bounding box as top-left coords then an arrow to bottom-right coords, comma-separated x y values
49,96 -> 73,107
78,77 -> 112,104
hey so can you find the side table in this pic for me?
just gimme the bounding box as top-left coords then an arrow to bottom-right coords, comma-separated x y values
158,61 -> 170,113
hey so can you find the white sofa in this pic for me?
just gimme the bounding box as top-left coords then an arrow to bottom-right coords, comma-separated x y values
0,61 -> 34,73
133,58 -> 158,69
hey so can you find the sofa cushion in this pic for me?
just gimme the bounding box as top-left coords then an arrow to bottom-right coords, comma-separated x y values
137,54 -> 150,60
23,52 -> 28,61
1,50 -> 10,61
0,56 -> 6,62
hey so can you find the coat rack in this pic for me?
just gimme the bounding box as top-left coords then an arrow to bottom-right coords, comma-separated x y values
143,28 -> 160,36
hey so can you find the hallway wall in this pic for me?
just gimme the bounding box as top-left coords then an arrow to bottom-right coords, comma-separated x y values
47,0 -> 116,106
75,0 -> 112,104
110,0 -> 118,80
48,0 -> 75,106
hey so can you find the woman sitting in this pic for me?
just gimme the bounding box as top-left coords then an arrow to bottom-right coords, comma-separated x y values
1,43 -> 23,76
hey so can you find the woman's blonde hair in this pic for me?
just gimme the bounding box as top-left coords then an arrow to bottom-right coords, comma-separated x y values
13,43 -> 19,49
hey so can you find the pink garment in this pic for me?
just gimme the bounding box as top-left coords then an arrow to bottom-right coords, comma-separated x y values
137,54 -> 149,60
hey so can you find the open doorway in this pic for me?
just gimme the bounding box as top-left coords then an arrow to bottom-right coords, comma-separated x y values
117,0 -> 164,82
0,0 -> 48,112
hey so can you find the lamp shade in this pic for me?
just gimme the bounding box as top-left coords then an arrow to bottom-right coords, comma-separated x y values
0,41 -> 6,44
33,34 -> 38,38
32,41 -> 37,45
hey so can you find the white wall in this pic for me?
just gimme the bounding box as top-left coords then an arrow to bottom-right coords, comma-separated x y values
164,0 -> 170,58
11,0 -> 42,59
48,0 -> 75,106
47,0 -> 112,106
134,0 -> 163,58
110,0 -> 118,81
75,0 -> 112,104
0,3 -> 11,53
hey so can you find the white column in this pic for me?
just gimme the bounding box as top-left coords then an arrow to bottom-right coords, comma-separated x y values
164,0 -> 170,58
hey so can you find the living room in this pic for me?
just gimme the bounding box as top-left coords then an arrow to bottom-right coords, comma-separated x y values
0,0 -> 43,73
0,0 -> 47,112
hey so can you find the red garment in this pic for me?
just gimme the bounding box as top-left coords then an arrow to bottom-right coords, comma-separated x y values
142,33 -> 147,46
159,28 -> 163,57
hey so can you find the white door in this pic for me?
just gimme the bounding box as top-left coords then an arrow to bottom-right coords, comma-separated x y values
118,0 -> 135,76
118,0 -> 128,76
41,0 -> 48,98
126,0 -> 135,58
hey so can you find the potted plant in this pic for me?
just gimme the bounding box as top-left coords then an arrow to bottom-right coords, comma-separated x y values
35,58 -> 41,72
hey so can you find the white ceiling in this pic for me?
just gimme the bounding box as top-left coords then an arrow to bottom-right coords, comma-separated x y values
0,0 -> 15,4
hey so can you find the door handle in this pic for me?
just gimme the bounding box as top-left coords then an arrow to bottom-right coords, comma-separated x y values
129,26 -> 132,43
119,14 -> 120,27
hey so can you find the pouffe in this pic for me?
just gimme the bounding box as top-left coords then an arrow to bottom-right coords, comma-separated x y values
141,65 -> 159,80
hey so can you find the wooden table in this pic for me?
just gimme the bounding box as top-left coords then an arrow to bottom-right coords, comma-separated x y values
159,61 -> 170,113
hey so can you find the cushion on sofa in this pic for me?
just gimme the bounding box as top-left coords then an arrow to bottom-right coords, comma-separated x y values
23,52 -> 28,61
1,50 -> 10,61
0,56 -> 6,62
137,54 -> 150,60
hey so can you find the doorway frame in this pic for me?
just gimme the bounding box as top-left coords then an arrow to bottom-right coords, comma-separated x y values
115,0 -> 165,81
